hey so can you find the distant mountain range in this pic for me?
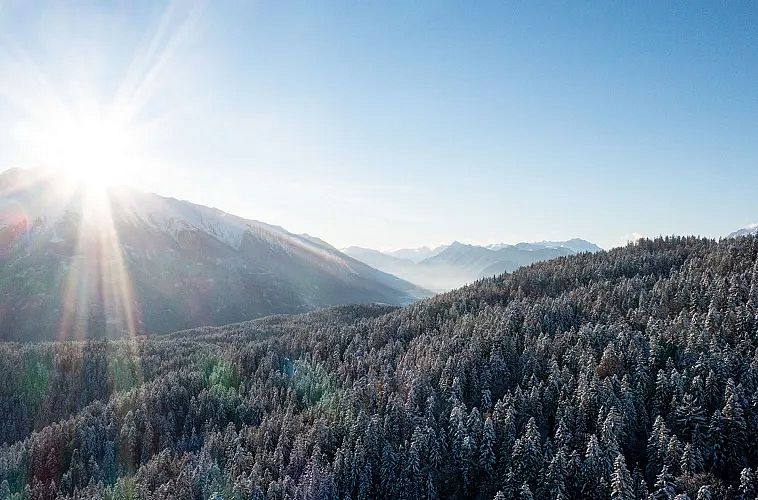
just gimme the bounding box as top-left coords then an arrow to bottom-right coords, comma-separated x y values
343,238 -> 602,292
0,168 -> 428,341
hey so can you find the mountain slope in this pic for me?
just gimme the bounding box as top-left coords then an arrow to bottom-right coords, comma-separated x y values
0,168 -> 429,340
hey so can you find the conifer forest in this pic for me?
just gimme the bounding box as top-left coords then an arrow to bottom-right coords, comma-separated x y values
3,236 -> 758,499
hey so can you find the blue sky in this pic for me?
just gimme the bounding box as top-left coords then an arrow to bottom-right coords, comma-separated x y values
0,1 -> 756,250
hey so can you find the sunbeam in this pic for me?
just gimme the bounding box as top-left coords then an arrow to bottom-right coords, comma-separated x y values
56,187 -> 139,341
0,1 -> 204,345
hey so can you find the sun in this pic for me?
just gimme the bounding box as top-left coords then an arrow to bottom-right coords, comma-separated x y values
13,106 -> 140,189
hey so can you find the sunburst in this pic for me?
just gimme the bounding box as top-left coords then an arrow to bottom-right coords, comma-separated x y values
0,1 -> 204,344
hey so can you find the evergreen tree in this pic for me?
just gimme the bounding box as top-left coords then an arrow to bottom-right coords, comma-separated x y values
480,417 -> 496,477
695,485 -> 713,500
738,467 -> 756,500
610,453 -> 634,500
519,482 -> 534,500
653,465 -> 676,500
582,434 -> 610,500
511,418 -> 542,488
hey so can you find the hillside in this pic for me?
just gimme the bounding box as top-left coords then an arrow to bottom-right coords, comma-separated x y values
0,168 -> 428,340
1,235 -> 757,498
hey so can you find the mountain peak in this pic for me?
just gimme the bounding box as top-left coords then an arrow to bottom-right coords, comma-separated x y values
448,240 -> 471,248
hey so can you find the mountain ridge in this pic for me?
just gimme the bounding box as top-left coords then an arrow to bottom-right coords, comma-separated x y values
0,168 -> 430,341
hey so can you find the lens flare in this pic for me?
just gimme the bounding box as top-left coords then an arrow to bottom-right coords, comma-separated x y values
12,109 -> 137,189
0,0 -> 203,352
57,187 -> 139,340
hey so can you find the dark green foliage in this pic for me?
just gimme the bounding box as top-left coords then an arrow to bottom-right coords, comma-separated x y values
1,235 -> 758,499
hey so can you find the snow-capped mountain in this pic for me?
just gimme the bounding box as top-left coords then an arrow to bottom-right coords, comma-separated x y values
0,168 -> 429,341
489,238 -> 602,254
385,245 -> 448,263
343,238 -> 602,292
729,224 -> 758,238
340,246 -> 416,272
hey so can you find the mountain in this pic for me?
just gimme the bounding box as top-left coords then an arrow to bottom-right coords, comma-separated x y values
340,246 -> 416,272
420,241 -> 498,271
508,237 -> 602,253
419,241 -> 575,289
729,223 -> 758,238
2,235 -> 756,498
385,245 -> 448,263
344,238 -> 600,292
477,244 -> 576,275
0,168 -> 429,340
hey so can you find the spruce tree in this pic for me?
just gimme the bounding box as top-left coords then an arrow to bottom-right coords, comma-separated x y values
610,453 -> 634,500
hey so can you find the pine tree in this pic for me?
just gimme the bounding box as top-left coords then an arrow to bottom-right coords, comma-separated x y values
519,482 -> 534,500
461,435 -> 475,494
664,436 -> 682,475
601,407 -> 623,459
679,443 -> 703,476
511,418 -> 542,488
707,410 -> 726,475
582,434 -> 610,500
722,391 -> 748,474
610,454 -> 634,500
480,417 -> 496,477
653,465 -> 676,500
632,466 -> 649,500
738,467 -> 756,500
380,442 -> 397,498
695,485 -> 713,500
543,448 -> 568,500
648,416 -> 670,479
499,406 -> 517,469
426,473 -> 437,500
102,440 -> 117,485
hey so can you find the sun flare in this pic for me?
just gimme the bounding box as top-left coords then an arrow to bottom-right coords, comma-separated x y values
13,106 -> 140,190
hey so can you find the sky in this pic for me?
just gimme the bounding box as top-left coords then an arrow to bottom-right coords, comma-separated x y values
0,1 -> 756,250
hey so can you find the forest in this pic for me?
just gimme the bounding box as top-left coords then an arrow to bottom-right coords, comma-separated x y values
2,235 -> 758,499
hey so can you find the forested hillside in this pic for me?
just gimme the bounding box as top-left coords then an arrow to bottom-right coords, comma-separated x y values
2,236 -> 758,499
